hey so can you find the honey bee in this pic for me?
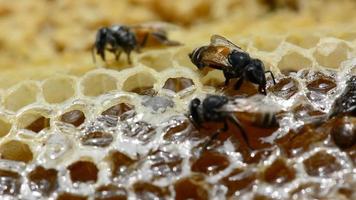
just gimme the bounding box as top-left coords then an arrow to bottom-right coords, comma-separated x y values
92,23 -> 181,64
189,94 -> 281,149
329,75 -> 356,118
189,35 -> 275,94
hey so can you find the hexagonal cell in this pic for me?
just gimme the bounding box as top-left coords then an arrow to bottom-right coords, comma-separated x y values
28,166 -> 58,196
313,40 -> 350,68
81,73 -> 117,97
174,175 -> 209,200
42,76 -> 76,104
133,182 -> 170,200
0,117 -> 11,137
101,102 -> 135,120
139,51 -> 173,71
107,150 -> 137,178
277,51 -> 312,71
122,72 -> 157,95
162,77 -> 194,93
3,82 -> 39,112
306,75 -> 336,94
285,34 -> 320,49
253,36 -> 281,51
0,169 -> 22,196
270,77 -> 299,99
17,112 -> 50,133
60,110 -> 86,127
303,151 -> 341,177
0,140 -> 33,163
262,158 -> 295,186
67,160 -> 98,183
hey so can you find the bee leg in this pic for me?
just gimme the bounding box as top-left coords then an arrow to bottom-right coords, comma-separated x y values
234,77 -> 244,90
265,70 -> 276,85
115,51 -> 122,61
126,51 -> 132,64
140,33 -> 150,48
203,121 -> 228,150
228,115 -> 252,150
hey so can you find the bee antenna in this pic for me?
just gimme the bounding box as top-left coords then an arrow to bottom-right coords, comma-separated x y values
265,70 -> 276,85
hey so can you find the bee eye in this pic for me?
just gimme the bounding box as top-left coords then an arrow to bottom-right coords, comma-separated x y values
228,51 -> 250,67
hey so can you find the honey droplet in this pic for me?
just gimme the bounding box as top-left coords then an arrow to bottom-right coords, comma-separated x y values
67,160 -> 99,183
60,110 -> 85,127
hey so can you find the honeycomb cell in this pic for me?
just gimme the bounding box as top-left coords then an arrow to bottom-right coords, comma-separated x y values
3,82 -> 39,112
57,193 -> 87,200
108,151 -> 137,178
330,116 -> 356,149
277,125 -> 328,157
148,150 -> 182,179
81,131 -> 113,147
42,77 -> 75,104
262,158 -> 295,186
122,72 -> 157,95
122,121 -> 156,142
270,77 -> 299,99
28,166 -> 58,196
220,168 -> 256,197
162,77 -> 194,93
102,103 -> 134,120
303,151 -> 341,177
191,151 -> 230,175
95,185 -> 128,200
0,140 -> 33,163
285,34 -> 320,49
253,36 -> 281,51
67,160 -> 99,183
25,116 -> 50,133
174,175 -> 209,200
0,169 -> 21,196
314,40 -> 349,68
0,118 -> 11,137
133,182 -> 170,200
81,73 -> 117,97
140,51 -> 173,71
306,76 -> 336,94
60,110 -> 86,127
292,103 -> 325,121
163,118 -> 191,142
277,52 -> 312,71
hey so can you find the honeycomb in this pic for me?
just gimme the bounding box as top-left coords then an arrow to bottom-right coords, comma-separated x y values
0,0 -> 356,200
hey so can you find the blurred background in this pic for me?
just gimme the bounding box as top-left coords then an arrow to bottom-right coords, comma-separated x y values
0,0 -> 355,88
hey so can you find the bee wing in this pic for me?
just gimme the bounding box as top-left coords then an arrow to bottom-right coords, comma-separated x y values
200,46 -> 231,69
219,95 -> 282,113
210,35 -> 243,52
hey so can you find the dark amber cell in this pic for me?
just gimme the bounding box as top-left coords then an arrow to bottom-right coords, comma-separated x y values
131,86 -> 157,96
108,151 -> 136,178
148,150 -> 182,179
292,104 -> 325,121
28,166 -> 58,196
191,151 -> 230,175
220,168 -> 256,197
60,110 -> 85,127
67,160 -> 99,183
330,116 -> 356,149
0,169 -> 21,196
163,119 -> 190,142
163,77 -> 194,93
26,116 -> 50,133
262,158 -> 295,186
81,131 -> 113,147
174,175 -> 209,200
102,103 -> 134,119
270,77 -> 299,99
57,193 -> 87,200
303,151 -> 341,177
0,140 -> 33,163
133,182 -> 170,200
95,185 -> 127,200
307,76 -> 336,94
